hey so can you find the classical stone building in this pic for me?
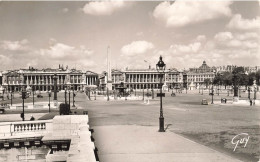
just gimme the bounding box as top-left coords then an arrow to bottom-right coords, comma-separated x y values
187,61 -> 216,88
98,67 -> 185,90
0,65 -> 98,92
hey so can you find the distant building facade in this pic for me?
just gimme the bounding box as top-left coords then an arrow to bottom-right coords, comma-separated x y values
187,61 -> 216,88
98,67 -> 185,90
0,65 -> 98,92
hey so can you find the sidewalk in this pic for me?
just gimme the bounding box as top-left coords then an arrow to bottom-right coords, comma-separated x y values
93,125 -> 241,162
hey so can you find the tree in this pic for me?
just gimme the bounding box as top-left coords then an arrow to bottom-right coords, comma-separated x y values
203,78 -> 211,88
232,66 -> 245,97
213,73 -> 223,85
254,70 -> 260,85
248,72 -> 256,86
220,72 -> 233,89
232,66 -> 247,86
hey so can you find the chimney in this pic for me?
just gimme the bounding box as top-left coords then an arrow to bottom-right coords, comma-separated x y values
149,65 -> 151,69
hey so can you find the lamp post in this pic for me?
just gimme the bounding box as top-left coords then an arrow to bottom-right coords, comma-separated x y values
156,56 -> 166,132
10,91 -> 13,106
211,70 -> 216,104
65,88 -> 67,104
143,88 -> 144,100
95,89 -> 96,100
21,89 -> 26,121
72,86 -> 75,107
48,91 -> 51,113
32,87 -> 35,105
152,87 -> 154,99
107,87 -> 109,101
248,87 -> 250,100
68,88 -> 71,110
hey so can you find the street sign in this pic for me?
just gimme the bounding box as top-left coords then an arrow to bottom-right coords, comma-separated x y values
157,93 -> 165,97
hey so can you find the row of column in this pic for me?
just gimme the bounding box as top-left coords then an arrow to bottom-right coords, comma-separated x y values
70,75 -> 81,84
126,74 -> 161,83
125,73 -> 180,83
24,75 -> 84,85
126,83 -> 161,89
113,74 -> 121,83
86,76 -> 97,85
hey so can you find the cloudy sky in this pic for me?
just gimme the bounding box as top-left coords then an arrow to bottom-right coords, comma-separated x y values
0,1 -> 259,73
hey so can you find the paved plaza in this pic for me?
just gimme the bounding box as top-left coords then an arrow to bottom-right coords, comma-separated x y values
0,90 -> 259,162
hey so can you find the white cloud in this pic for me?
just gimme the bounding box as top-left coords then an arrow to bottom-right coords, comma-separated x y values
169,42 -> 201,53
214,32 -> 233,42
40,41 -> 93,59
83,1 -> 126,15
227,14 -> 260,30
153,1 -> 232,27
121,40 -> 154,56
196,35 -> 206,42
235,32 -> 258,40
214,31 -> 259,49
0,39 -> 29,51
62,8 -> 69,13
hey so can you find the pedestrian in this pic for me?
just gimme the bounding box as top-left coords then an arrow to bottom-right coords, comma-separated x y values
250,99 -> 252,106
30,115 -> 35,121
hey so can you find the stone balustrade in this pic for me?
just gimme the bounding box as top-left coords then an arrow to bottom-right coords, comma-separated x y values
14,122 -> 46,132
0,120 -> 53,137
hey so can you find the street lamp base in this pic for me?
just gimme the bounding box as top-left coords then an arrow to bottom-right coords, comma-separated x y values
159,117 -> 165,132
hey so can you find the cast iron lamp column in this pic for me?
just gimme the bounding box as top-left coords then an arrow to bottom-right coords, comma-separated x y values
211,70 -> 216,104
68,88 -> 71,109
156,56 -> 166,132
32,87 -> 35,105
248,87 -> 251,100
10,91 -> 13,106
48,91 -> 51,113
21,88 -> 26,121
72,87 -> 75,107
65,88 -> 67,104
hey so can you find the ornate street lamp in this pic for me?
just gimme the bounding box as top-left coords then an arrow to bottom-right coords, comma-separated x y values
72,86 -> 76,107
32,86 -> 35,105
10,91 -> 13,106
156,56 -> 166,132
21,88 -> 26,121
68,87 -> 71,110
143,88 -> 144,100
248,87 -> 251,100
64,87 -> 67,104
211,70 -> 216,104
48,91 -> 51,113
95,89 -> 96,100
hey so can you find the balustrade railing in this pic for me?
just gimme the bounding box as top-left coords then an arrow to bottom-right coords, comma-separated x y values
14,122 -> 46,132
0,120 -> 52,137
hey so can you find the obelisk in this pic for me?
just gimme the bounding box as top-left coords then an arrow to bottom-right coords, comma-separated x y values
106,46 -> 112,90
